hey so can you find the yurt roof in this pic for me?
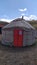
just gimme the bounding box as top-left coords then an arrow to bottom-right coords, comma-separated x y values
2,18 -> 35,30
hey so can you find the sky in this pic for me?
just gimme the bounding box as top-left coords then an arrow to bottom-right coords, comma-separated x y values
0,0 -> 37,22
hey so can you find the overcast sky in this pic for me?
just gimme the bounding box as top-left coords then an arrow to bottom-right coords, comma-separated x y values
0,0 -> 37,22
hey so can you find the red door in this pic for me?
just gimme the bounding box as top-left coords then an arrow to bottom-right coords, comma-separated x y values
18,30 -> 23,47
14,29 -> 23,47
14,29 -> 18,47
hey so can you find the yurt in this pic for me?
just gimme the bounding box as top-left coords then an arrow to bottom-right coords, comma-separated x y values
28,20 -> 37,39
34,27 -> 37,39
0,21 -> 9,41
2,17 -> 36,47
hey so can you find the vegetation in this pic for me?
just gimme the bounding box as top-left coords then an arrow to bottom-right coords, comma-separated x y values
29,20 -> 37,29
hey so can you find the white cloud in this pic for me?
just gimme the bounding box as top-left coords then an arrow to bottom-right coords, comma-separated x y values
24,16 -> 29,20
0,19 -> 12,23
24,8 -> 27,11
15,15 -> 37,20
29,15 -> 37,20
0,15 -> 37,23
23,15 -> 37,20
19,8 -> 27,12
18,8 -> 37,20
0,15 -> 12,22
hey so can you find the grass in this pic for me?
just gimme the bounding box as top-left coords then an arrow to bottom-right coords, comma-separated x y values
29,21 -> 37,29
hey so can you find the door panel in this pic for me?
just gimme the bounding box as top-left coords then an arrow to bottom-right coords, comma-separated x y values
14,29 -> 23,47
18,30 -> 23,47
14,29 -> 18,47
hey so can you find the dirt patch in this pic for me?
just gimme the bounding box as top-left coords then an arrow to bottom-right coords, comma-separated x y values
0,42 -> 37,65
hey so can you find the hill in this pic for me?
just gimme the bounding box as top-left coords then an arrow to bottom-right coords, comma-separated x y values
28,20 -> 37,29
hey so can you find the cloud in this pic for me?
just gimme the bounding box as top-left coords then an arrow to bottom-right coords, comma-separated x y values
19,8 -> 27,12
24,16 -> 29,20
29,15 -> 37,20
13,15 -> 37,21
0,19 -> 12,23
23,15 -> 37,20
0,15 -> 37,23
18,8 -> 37,20
0,15 -> 12,22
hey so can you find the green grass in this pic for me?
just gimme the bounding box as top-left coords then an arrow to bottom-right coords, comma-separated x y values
29,21 -> 37,29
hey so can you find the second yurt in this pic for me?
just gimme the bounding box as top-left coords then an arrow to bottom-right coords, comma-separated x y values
2,17 -> 36,47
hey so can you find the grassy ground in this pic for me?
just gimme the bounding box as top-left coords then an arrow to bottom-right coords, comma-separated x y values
0,41 -> 37,65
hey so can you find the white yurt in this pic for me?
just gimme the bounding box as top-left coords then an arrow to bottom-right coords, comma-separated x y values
2,17 -> 36,47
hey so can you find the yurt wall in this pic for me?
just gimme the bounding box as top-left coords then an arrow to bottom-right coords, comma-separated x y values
23,29 -> 35,46
32,30 -> 36,43
23,30 -> 31,46
35,30 -> 37,38
2,29 -> 13,45
2,28 -> 35,46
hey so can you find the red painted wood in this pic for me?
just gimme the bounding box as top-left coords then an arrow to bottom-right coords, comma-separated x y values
18,30 -> 23,47
14,29 -> 18,47
14,29 -> 23,47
